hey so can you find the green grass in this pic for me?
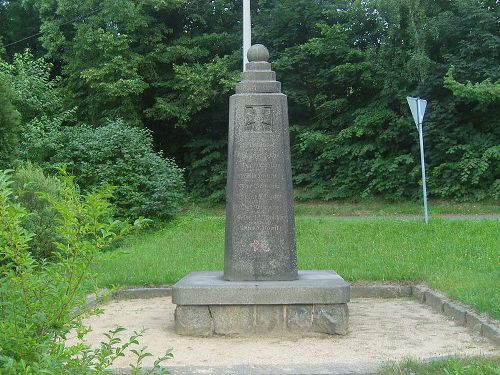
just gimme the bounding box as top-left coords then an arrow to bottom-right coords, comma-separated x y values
183,199 -> 500,217
293,199 -> 500,216
94,214 -> 500,318
380,356 -> 500,374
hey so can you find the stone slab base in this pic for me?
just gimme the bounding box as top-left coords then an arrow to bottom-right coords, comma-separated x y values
172,270 -> 349,305
172,270 -> 349,337
175,303 -> 349,337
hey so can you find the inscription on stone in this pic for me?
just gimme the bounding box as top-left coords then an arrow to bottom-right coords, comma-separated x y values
244,105 -> 272,132
225,48 -> 298,282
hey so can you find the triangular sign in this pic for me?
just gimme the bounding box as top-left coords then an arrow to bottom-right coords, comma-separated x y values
407,97 -> 427,129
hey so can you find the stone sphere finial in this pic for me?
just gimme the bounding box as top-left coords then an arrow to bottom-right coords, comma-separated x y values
247,44 -> 270,62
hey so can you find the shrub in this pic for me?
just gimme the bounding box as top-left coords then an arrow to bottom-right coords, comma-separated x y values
0,78 -> 21,167
10,162 -> 63,259
0,169 -> 170,373
50,120 -> 186,220
186,138 -> 227,203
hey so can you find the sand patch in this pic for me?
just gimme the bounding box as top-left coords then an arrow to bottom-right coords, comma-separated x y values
69,297 -> 498,369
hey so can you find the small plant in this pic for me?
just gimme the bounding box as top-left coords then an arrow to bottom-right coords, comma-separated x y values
0,169 -> 170,373
75,327 -> 173,374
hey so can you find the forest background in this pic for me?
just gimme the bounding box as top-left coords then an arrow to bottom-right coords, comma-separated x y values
1,0 -> 499,207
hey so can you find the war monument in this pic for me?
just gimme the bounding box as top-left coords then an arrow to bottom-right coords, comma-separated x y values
171,44 -> 350,336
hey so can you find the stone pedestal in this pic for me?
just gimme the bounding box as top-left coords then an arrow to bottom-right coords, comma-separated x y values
173,271 -> 349,336
172,45 -> 350,336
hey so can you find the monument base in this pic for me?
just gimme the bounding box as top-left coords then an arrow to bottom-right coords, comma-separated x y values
172,271 -> 350,336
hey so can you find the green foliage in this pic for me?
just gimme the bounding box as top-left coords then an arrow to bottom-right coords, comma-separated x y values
146,55 -> 239,127
0,50 -> 75,165
10,163 -> 64,259
0,77 -> 20,167
444,67 -> 500,103
186,138 -> 227,203
50,120 -> 186,220
0,50 -> 64,122
2,0 -> 498,202
268,0 -> 499,202
0,169 -> 171,373
0,1 -> 41,56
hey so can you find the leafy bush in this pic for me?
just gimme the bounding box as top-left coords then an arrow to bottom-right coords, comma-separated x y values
50,120 -> 186,220
0,169 -> 170,373
0,78 -> 20,167
10,163 -> 63,259
186,138 -> 227,203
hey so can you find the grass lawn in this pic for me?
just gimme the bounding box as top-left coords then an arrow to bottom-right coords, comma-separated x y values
185,199 -> 500,217
381,356 -> 500,374
94,214 -> 500,319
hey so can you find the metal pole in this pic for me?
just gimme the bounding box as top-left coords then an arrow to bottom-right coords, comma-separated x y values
243,0 -> 251,71
417,99 -> 429,224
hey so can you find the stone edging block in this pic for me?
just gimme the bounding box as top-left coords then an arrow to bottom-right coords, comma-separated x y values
409,284 -> 499,346
111,287 -> 172,300
350,284 -> 412,299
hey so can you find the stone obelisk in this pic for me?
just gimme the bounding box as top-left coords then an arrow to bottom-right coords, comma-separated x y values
225,44 -> 298,281
171,45 -> 349,337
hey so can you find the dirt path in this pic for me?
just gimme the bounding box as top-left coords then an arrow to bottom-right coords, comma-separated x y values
69,297 -> 498,370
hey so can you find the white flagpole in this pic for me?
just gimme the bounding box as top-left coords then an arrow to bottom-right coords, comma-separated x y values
243,0 -> 251,71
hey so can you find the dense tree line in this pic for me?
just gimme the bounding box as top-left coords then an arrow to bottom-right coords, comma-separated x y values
1,0 -> 498,204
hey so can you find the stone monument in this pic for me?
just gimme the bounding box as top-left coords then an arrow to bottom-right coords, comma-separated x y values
172,45 -> 350,336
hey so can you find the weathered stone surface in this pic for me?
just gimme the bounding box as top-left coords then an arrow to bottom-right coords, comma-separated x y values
241,71 -> 276,81
465,311 -> 483,334
443,301 -> 466,325
175,306 -> 213,336
225,51 -> 297,281
247,44 -> 270,62
481,322 -> 500,346
286,305 -> 313,332
175,303 -> 349,336
211,305 -> 255,335
256,305 -> 285,333
411,284 -> 427,303
112,287 -> 171,300
313,304 -> 349,335
424,290 -> 444,313
172,271 -> 349,305
351,284 -> 411,299
235,80 -> 281,94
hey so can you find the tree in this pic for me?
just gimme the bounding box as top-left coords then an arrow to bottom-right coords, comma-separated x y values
0,75 -> 20,167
